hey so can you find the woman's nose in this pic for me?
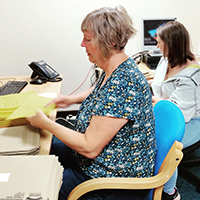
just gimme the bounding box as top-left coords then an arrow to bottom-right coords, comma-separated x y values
81,40 -> 85,47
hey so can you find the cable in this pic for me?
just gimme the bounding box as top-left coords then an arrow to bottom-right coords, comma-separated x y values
55,117 -> 75,127
0,77 -> 16,87
68,64 -> 94,96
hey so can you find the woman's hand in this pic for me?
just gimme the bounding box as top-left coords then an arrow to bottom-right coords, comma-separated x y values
46,94 -> 72,108
152,96 -> 163,104
46,87 -> 95,108
147,79 -> 153,86
26,110 -> 50,129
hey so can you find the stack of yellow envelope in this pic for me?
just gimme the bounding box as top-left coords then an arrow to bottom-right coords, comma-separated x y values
0,90 -> 55,128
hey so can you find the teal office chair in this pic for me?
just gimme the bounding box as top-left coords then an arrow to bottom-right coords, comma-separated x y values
67,100 -> 185,200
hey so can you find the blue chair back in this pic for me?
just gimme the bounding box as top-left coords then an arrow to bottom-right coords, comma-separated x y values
148,100 -> 185,199
153,100 -> 185,175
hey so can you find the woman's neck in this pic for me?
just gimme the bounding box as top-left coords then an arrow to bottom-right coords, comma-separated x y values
165,59 -> 199,80
101,51 -> 128,76
99,50 -> 129,87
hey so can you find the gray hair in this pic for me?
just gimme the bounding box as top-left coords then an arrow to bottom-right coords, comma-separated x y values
81,5 -> 137,58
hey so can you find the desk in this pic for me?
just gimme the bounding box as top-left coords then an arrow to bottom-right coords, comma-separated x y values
137,62 -> 154,80
0,64 -> 152,154
0,75 -> 62,155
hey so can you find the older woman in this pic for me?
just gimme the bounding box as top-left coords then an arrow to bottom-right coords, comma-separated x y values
150,21 -> 200,200
27,5 -> 156,200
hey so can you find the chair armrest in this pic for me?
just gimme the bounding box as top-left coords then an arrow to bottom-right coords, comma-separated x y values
67,141 -> 183,200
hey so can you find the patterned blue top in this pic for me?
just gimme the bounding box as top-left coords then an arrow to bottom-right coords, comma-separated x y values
73,57 -> 156,178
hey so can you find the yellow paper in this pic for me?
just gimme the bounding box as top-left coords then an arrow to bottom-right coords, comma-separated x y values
0,90 -> 56,127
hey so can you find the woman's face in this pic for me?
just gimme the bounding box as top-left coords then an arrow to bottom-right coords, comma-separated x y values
157,35 -> 168,57
81,30 -> 104,65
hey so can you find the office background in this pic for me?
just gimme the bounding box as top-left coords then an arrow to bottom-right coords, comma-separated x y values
0,0 -> 200,97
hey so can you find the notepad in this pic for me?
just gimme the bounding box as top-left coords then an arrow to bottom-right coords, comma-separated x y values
0,90 -> 56,127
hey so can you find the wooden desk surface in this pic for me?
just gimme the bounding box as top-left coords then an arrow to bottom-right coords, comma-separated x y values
0,75 -> 62,155
137,62 -> 154,80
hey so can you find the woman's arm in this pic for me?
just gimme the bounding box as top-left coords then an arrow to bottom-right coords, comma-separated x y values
147,79 -> 153,86
152,96 -> 163,104
26,111 -> 128,159
46,86 -> 94,108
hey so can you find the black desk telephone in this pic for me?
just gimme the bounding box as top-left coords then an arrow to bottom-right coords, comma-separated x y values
29,60 -> 62,84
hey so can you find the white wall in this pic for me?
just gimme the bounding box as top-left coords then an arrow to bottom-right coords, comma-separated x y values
0,0 -> 200,95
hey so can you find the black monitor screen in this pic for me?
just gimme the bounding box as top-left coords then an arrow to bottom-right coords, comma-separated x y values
142,18 -> 176,50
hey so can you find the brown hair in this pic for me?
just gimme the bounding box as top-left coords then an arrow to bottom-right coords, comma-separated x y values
81,5 -> 137,58
157,21 -> 195,68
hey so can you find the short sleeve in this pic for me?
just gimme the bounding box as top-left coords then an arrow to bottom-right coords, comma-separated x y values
92,62 -> 152,121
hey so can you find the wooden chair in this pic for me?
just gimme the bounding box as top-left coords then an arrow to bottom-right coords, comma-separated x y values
67,100 -> 185,200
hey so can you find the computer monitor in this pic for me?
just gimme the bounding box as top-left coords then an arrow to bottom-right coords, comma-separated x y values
141,18 -> 177,54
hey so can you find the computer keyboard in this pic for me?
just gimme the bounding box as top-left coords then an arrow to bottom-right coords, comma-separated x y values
0,81 -> 28,96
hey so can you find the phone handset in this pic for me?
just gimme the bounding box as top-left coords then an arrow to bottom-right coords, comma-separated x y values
29,60 -> 62,84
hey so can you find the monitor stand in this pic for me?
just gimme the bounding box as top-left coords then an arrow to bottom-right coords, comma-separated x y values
142,51 -> 162,69
149,50 -> 162,57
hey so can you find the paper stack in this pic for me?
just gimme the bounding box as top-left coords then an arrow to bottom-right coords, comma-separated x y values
0,90 -> 56,128
0,155 -> 63,200
0,125 -> 40,155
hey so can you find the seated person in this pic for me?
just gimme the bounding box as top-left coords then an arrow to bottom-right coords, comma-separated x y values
26,5 -> 156,200
149,21 -> 200,200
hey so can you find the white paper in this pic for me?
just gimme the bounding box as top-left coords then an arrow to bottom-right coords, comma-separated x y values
0,173 -> 10,182
39,92 -> 57,99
